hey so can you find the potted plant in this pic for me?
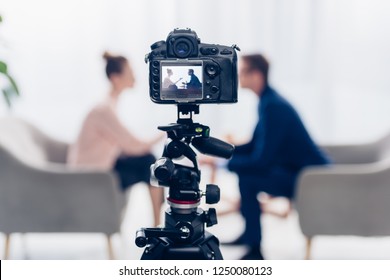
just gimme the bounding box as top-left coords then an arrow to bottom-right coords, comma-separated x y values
0,14 -> 19,108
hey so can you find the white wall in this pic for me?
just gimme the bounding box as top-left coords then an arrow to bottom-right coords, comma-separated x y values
1,0 -> 390,144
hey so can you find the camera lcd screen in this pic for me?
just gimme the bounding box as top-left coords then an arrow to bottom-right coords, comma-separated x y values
160,61 -> 203,101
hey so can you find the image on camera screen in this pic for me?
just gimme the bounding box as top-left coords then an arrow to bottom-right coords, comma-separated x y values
160,61 -> 203,101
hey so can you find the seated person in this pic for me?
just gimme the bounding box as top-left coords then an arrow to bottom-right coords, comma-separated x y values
163,68 -> 175,88
67,51 -> 164,226
201,53 -> 330,260
184,69 -> 202,89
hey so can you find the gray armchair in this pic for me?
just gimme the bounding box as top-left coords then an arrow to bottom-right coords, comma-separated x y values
296,133 -> 390,259
320,133 -> 390,164
0,117 -> 124,259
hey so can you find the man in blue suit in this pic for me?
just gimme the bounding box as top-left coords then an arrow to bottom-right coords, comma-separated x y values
185,69 -> 202,89
225,54 -> 330,259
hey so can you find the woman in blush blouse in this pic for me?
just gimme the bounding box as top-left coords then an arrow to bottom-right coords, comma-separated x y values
67,52 -> 164,226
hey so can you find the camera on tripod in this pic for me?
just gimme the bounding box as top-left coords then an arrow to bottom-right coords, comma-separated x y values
146,28 -> 239,104
135,28 -> 239,260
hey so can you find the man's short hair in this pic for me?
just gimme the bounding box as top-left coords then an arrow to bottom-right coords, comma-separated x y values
242,54 -> 269,84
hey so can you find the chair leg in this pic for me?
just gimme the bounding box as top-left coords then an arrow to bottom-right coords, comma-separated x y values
4,234 -> 11,260
107,235 -> 115,260
305,237 -> 312,260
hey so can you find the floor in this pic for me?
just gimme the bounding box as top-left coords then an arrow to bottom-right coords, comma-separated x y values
2,169 -> 390,260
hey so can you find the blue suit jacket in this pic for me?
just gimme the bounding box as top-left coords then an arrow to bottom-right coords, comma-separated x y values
228,86 -> 330,176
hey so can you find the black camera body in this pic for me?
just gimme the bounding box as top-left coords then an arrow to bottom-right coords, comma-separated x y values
146,28 -> 239,104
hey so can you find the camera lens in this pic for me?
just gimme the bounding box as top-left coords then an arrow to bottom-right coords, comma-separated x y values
173,38 -> 193,58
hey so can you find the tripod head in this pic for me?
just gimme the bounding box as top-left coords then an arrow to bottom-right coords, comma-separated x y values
135,104 -> 234,259
151,105 -> 234,211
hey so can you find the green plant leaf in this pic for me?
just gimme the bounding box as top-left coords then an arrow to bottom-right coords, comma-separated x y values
5,73 -> 19,95
0,60 -> 7,74
2,89 -> 12,108
1,16 -> 18,108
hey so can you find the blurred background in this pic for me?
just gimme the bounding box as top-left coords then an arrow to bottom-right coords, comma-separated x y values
1,0 -> 390,144
1,0 -> 390,259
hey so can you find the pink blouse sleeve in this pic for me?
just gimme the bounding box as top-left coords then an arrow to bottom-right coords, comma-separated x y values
95,106 -> 153,155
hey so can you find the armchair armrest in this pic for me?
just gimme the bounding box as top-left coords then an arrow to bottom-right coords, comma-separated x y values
321,143 -> 379,164
0,148 -> 123,234
296,159 -> 390,237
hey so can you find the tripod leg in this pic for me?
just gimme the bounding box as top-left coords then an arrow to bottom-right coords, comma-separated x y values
201,232 -> 223,260
203,240 -> 223,260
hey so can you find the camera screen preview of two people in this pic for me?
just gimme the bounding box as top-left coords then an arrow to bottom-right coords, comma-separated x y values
162,67 -> 202,90
66,51 -> 330,260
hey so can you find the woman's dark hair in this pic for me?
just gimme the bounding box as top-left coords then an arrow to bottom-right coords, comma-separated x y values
241,54 -> 270,84
103,51 -> 128,79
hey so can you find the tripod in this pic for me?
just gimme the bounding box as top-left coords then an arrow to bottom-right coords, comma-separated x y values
135,104 -> 234,260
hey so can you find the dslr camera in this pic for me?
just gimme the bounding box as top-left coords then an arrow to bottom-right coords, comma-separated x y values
146,28 -> 239,104
136,29 -> 237,260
